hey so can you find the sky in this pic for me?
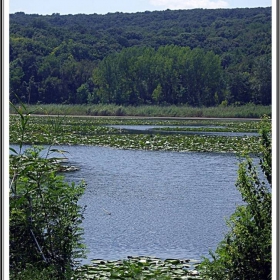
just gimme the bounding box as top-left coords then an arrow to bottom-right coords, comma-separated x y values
9,0 -> 272,15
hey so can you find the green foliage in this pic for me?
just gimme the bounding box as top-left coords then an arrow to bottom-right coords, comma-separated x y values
9,105 -> 86,279
93,46 -> 225,106
9,103 -> 272,118
76,256 -> 201,279
198,116 -> 272,279
10,263 -> 58,280
9,8 -> 271,106
10,114 -> 262,154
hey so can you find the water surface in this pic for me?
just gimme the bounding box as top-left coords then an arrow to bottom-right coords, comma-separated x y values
10,144 -> 243,263
106,125 -> 258,137
61,145 -> 242,262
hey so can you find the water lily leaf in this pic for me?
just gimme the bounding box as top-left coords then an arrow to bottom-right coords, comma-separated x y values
165,259 -> 181,264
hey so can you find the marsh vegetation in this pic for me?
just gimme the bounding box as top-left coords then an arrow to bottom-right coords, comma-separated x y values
9,103 -> 271,279
10,114 -> 263,154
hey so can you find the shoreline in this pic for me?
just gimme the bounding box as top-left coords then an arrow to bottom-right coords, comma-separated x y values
10,113 -> 262,121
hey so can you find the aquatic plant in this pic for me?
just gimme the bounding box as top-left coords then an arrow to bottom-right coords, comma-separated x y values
75,256 -> 202,279
9,103 -> 271,118
9,103 -> 87,279
9,115 -> 264,154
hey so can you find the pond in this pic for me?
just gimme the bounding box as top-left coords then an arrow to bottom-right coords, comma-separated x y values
57,145 -> 244,263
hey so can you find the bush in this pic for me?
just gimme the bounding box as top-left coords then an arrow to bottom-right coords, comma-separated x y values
198,115 -> 272,280
9,102 -> 86,279
10,264 -> 58,280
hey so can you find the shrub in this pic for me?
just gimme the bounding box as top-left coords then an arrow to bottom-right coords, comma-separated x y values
198,115 -> 272,279
9,102 -> 86,279
9,264 -> 58,280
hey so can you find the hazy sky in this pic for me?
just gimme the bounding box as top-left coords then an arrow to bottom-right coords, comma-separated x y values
9,0 -> 272,15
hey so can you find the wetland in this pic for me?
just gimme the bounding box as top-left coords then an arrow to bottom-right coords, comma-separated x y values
9,115 -> 267,278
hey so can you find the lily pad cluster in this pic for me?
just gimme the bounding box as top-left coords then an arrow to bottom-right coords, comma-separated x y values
9,115 -> 263,154
10,114 -> 261,129
74,256 -> 202,280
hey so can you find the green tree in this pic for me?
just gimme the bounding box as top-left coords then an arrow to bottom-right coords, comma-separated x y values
198,116 -> 272,280
250,55 -> 271,105
10,59 -> 25,102
152,84 -> 163,104
76,82 -> 90,104
228,70 -> 252,105
93,45 -> 225,106
9,8 -> 271,106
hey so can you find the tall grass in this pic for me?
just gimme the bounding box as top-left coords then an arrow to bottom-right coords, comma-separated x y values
9,103 -> 271,118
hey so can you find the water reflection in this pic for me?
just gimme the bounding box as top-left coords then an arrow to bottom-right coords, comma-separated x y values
106,125 -> 258,137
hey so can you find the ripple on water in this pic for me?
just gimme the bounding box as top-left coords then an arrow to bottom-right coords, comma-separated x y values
60,145 -> 242,263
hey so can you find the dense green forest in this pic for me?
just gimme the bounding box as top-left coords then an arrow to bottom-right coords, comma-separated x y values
10,7 -> 271,106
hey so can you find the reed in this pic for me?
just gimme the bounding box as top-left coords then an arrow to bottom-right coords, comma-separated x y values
9,103 -> 271,118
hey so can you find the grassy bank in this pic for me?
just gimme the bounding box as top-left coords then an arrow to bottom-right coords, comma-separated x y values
9,103 -> 271,118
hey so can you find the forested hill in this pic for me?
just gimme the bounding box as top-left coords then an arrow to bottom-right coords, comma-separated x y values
10,7 -> 271,106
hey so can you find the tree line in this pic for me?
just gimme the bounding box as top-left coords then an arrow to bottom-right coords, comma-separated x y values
9,7 -> 271,106
93,45 -> 224,106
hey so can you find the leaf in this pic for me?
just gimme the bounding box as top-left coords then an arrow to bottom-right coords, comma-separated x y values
9,147 -> 18,154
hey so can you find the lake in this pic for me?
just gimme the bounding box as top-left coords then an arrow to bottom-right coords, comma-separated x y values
10,144 -> 244,263
57,145 -> 243,263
